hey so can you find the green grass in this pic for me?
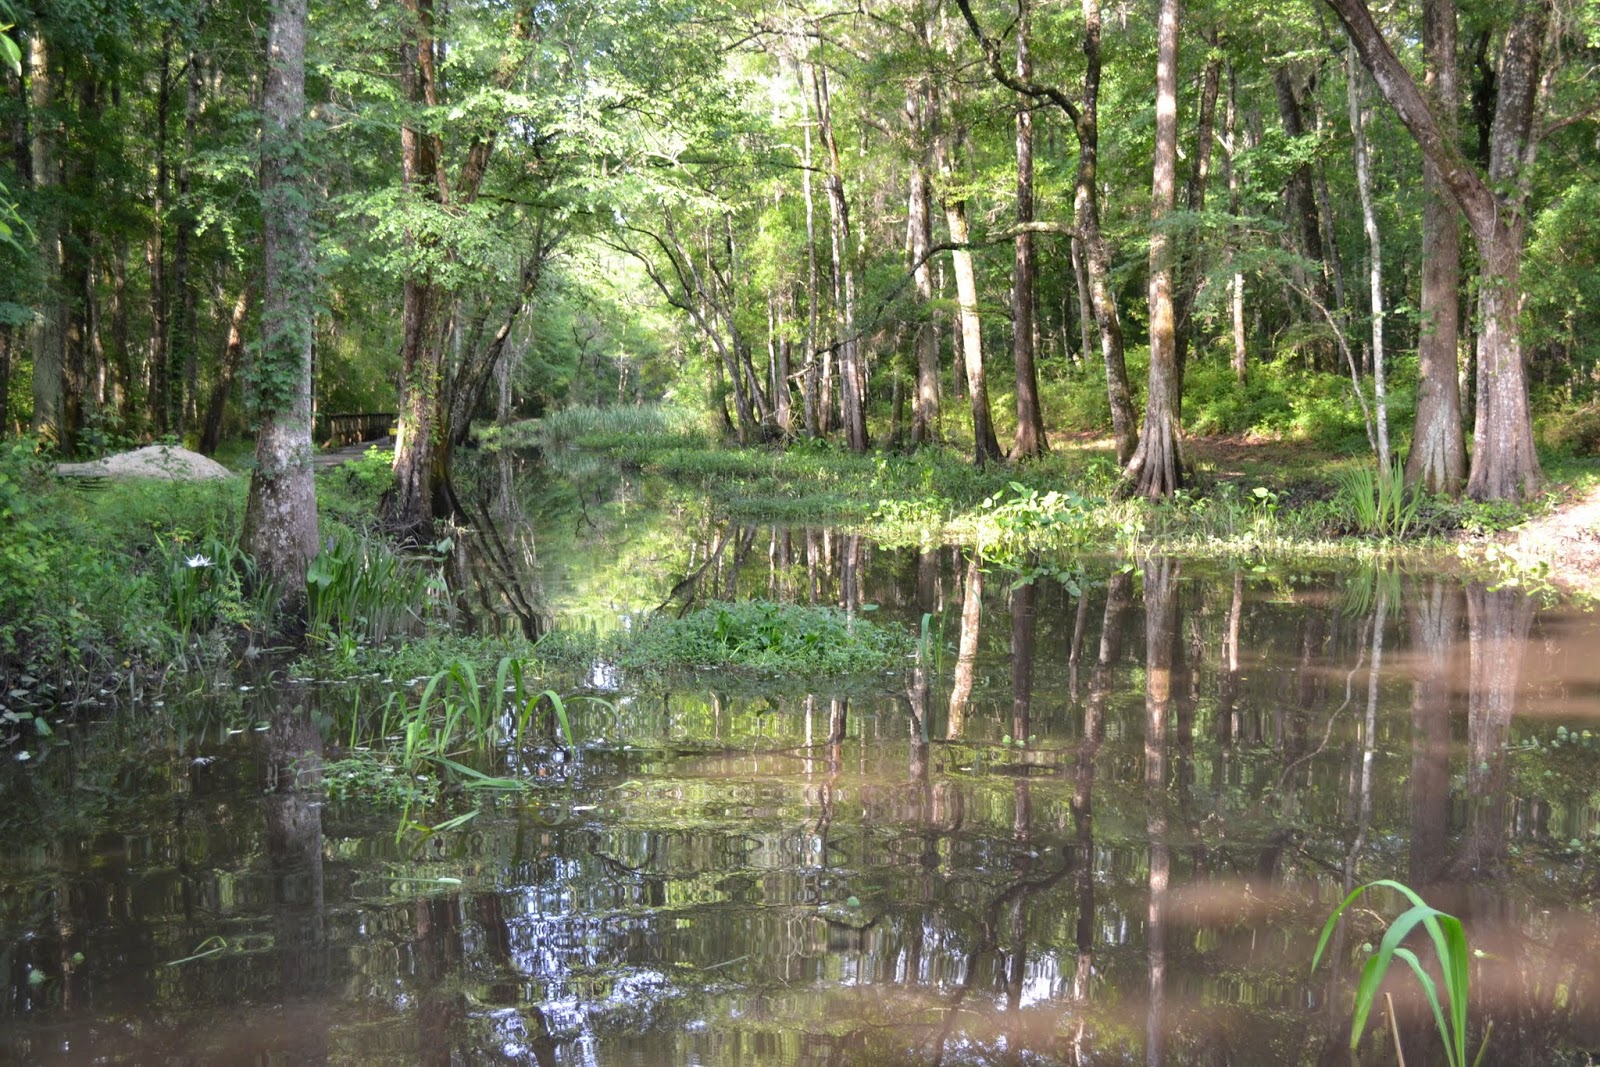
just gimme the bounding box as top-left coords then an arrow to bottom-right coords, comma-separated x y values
621,600 -> 914,677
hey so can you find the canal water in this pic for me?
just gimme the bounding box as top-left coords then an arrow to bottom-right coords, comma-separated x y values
5,455 -> 1600,1064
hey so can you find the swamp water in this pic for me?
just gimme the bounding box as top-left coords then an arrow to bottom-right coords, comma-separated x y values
6,458 -> 1600,1065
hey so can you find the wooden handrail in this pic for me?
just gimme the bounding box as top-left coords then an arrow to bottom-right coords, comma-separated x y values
316,412 -> 396,448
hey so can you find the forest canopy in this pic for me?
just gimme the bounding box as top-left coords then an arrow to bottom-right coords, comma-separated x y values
1,0 -> 1597,506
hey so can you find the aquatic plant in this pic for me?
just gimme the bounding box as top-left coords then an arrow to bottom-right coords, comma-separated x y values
537,404 -> 707,450
1313,879 -> 1487,1067
624,600 -> 912,675
306,527 -> 440,646
1336,461 -> 1422,538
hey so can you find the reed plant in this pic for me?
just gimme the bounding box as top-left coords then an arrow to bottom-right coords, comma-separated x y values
1336,461 -> 1422,538
1313,879 -> 1488,1067
306,527 -> 438,645
537,404 -> 706,449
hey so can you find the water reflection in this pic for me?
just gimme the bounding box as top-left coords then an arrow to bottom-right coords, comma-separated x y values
9,475 -> 1600,1062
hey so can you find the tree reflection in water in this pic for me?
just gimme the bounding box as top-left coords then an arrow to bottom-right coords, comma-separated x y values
9,526 -> 1600,1065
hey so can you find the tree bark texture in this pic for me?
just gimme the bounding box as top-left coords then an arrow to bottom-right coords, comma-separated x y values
243,0 -> 319,603
1324,0 -> 1547,500
944,195 -> 1002,465
813,65 -> 867,452
199,284 -> 252,455
1406,0 -> 1466,495
1174,42 -> 1221,387
1010,1 -> 1046,459
953,0 -> 1133,462
1126,0 -> 1184,498
1347,50 -> 1390,469
28,30 -> 65,447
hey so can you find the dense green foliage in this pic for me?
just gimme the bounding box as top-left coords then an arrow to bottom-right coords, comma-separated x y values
0,0 -> 1593,503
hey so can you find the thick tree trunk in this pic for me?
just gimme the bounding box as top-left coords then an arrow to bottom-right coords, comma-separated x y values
1010,0 -> 1046,459
1077,0 -> 1136,464
62,76 -> 99,453
1126,0 -> 1184,498
944,196 -> 1002,466
1406,0 -> 1466,495
1325,0 -> 1546,501
28,31 -> 65,447
199,284 -> 252,455
243,0 -> 319,604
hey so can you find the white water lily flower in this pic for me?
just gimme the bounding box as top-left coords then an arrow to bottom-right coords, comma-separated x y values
185,554 -> 213,568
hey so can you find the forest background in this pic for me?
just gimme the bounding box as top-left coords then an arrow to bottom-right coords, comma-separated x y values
1,0 -> 1598,610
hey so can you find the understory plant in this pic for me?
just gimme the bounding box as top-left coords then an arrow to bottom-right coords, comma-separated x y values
306,527 -> 441,648
623,600 -> 912,675
1313,879 -> 1487,1067
1336,461 -> 1422,537
330,656 -> 578,832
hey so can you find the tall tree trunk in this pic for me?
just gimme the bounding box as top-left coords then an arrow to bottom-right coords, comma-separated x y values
771,296 -> 792,435
1347,48 -> 1390,469
1174,42 -> 1221,388
813,65 -> 867,452
111,238 -> 131,418
1126,0 -> 1184,498
1274,63 -> 1333,356
244,0 -> 319,603
1326,0 -> 1546,500
796,61 -> 822,440
1077,0 -> 1135,463
199,284 -> 252,455
1223,65 -> 1247,382
389,0 -> 448,533
62,76 -> 99,453
28,30 -> 65,447
174,52 -> 202,437
1010,0 -> 1046,459
149,29 -> 172,434
1406,0 -> 1466,495
944,194 -> 1002,465
907,82 -> 940,446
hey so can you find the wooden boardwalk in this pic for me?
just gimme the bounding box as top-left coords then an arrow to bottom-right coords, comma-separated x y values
313,436 -> 393,471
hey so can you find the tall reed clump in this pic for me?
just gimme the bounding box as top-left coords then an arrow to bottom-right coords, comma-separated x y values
327,655 -> 580,836
306,528 -> 439,646
1336,461 -> 1422,538
536,404 -> 707,450
1313,879 -> 1488,1067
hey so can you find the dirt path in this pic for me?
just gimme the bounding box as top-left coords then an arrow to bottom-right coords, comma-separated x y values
1506,481 -> 1600,596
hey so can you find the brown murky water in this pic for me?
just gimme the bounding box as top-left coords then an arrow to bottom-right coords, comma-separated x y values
6,459 -> 1600,1065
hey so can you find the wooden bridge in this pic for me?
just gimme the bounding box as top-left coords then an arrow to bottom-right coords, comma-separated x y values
317,412 -> 396,448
